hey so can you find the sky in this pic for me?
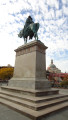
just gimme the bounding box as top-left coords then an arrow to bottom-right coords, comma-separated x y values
0,0 -> 68,73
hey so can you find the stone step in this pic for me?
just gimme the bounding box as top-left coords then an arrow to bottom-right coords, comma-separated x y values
0,89 -> 68,103
36,97 -> 68,110
0,98 -> 68,120
1,86 -> 59,96
0,93 -> 68,110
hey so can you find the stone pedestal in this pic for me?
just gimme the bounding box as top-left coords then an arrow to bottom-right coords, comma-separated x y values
1,40 -> 62,120
9,40 -> 51,89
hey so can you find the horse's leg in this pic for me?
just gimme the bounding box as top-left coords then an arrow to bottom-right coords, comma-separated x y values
26,38 -> 27,43
36,33 -> 38,40
24,38 -> 25,44
34,33 -> 36,40
24,38 -> 26,44
24,38 -> 27,44
34,32 -> 38,40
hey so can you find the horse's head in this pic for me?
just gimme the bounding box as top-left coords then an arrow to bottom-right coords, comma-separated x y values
31,23 -> 39,33
35,23 -> 39,30
34,23 -> 39,32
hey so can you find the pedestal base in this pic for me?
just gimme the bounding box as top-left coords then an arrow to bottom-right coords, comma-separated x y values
8,40 -> 50,90
1,41 -> 67,120
8,78 -> 51,90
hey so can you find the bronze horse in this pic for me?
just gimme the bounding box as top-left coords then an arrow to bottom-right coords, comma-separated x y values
18,16 -> 39,44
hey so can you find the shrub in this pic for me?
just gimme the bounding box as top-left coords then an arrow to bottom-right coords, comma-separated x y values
60,80 -> 68,88
63,75 -> 68,81
0,67 -> 14,81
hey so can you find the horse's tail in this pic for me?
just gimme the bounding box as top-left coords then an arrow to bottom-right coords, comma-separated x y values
18,29 -> 24,38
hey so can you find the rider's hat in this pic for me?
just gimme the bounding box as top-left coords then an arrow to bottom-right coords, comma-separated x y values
28,16 -> 32,20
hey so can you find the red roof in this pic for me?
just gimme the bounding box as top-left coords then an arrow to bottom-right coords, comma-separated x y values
50,73 -> 68,77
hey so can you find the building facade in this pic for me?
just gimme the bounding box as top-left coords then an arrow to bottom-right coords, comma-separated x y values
47,59 -> 61,73
47,60 -> 62,86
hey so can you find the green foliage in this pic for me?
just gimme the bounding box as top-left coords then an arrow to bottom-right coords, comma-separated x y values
0,67 -> 14,80
60,81 -> 68,87
60,75 -> 68,88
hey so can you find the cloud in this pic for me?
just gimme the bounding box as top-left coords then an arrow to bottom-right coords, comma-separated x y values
63,5 -> 68,15
0,0 -> 68,72
55,59 -> 68,73
62,0 -> 67,4
46,52 -> 68,73
56,9 -> 62,18
47,0 -> 59,9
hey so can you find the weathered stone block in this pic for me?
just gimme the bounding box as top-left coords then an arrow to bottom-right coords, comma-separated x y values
8,40 -> 51,89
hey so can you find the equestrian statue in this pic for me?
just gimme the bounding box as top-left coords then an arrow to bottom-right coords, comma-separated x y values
18,16 -> 39,44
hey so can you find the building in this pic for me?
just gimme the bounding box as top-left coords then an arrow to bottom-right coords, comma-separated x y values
47,59 -> 61,73
47,59 -> 68,87
47,59 -> 62,86
0,64 -> 13,69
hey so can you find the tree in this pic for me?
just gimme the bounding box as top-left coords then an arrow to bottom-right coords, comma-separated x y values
63,75 -> 68,81
0,67 -> 14,81
60,75 -> 68,88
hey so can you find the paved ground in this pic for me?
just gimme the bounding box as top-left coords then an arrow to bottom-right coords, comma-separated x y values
0,104 -> 31,120
52,88 -> 68,95
42,108 -> 68,120
0,88 -> 68,120
0,104 -> 68,120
